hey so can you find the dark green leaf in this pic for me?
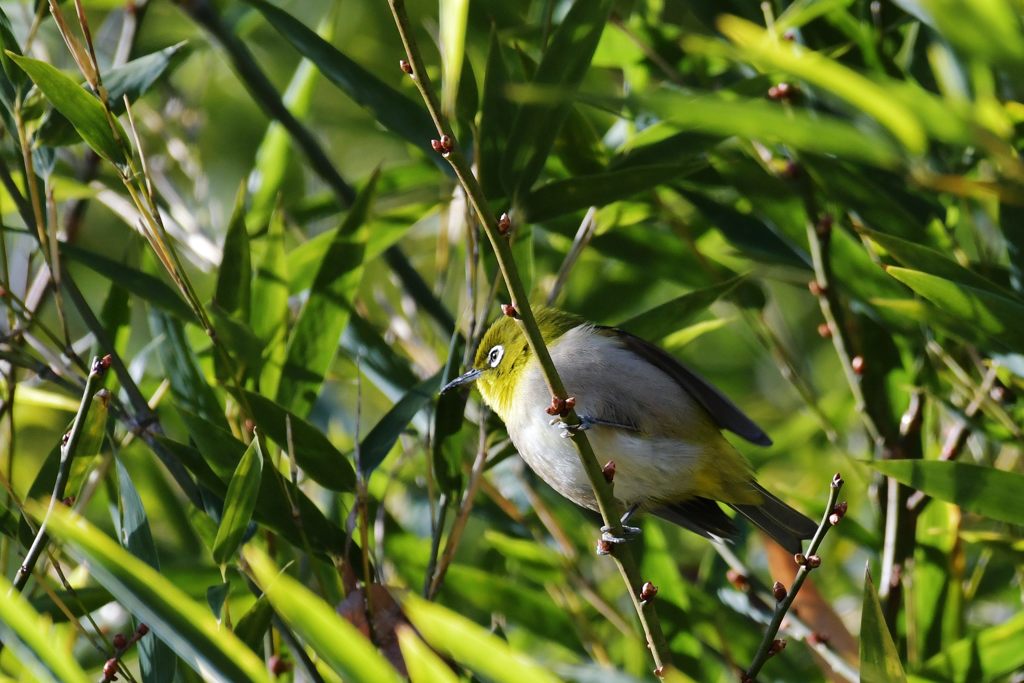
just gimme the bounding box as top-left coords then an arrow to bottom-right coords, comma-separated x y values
276,171 -> 378,417
523,162 -> 704,222
116,459 -> 176,683
860,569 -> 907,683
501,0 -> 614,199
478,31 -> 514,198
214,183 -> 251,319
244,0 -> 439,165
37,42 -> 188,148
885,267 -> 1024,350
150,310 -> 226,429
868,460 -> 1024,525
236,389 -> 356,492
37,505 -> 272,683
359,374 -> 440,477
61,243 -> 194,321
7,52 -> 127,164
212,436 -> 263,565
235,594 -> 273,655
615,277 -> 744,341
29,587 -> 112,623
915,611 -> 1024,683
684,193 -> 810,269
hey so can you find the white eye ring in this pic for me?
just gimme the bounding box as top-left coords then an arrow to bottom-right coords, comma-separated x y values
487,345 -> 504,368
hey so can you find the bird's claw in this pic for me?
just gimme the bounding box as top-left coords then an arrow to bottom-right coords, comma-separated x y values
599,524 -> 643,544
549,415 -> 596,438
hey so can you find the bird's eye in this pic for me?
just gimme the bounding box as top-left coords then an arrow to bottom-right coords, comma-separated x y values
487,345 -> 504,368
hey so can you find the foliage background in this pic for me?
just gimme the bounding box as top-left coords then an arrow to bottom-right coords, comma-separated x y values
0,0 -> 1022,681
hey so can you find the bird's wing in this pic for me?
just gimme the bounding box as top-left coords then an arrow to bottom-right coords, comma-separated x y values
603,327 -> 773,446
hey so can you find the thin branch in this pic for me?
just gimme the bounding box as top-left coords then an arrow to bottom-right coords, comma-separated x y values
385,0 -> 671,672
13,356 -> 109,593
743,473 -> 846,682
547,206 -> 597,306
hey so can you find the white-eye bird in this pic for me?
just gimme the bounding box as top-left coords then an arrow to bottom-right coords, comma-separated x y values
442,307 -> 816,552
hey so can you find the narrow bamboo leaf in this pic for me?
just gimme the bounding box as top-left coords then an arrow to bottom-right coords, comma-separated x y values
212,436 -> 263,565
6,52 -> 127,164
245,547 -> 403,683
342,313 -> 418,402
210,305 -> 265,378
235,388 -> 356,492
157,436 -> 350,558
397,625 -> 459,683
860,227 -> 1014,299
616,277 -> 744,341
359,374 -> 439,477
248,13 -> 331,228
214,183 -> 251,319
0,573 -> 91,683
432,334 -> 466,494
115,459 -> 177,683
861,569 -> 907,683
710,16 -> 927,153
276,171 -> 379,417
915,611 -> 1024,683
402,593 -> 561,683
891,0 -> 1024,66
684,193 -> 810,269
35,504 -> 273,683
150,310 -> 226,429
885,267 -> 1024,350
244,0 -> 438,164
206,582 -> 230,620
30,587 -> 112,622
523,162 -> 704,222
643,91 -> 901,167
235,594 -> 273,654
0,7 -> 28,113
478,31 -> 513,197
251,209 -> 289,396
502,0 -> 614,199
439,0 -> 469,117
868,460 -> 1024,525
61,243 -> 194,321
37,42 -> 188,148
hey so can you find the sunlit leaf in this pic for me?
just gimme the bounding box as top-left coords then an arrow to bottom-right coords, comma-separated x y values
861,569 -> 908,683
211,435 -> 263,565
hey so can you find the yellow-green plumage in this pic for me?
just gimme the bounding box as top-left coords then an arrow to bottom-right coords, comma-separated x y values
453,306 -> 816,551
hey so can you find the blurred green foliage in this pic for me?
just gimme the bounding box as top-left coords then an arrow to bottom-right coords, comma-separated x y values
0,0 -> 1022,681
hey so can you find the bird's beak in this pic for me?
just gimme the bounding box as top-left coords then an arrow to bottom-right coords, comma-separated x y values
440,368 -> 483,394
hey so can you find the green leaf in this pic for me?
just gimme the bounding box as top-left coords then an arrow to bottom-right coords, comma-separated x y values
6,52 -> 127,164
502,0 -> 614,199
478,31 -> 514,198
860,227 -> 1013,299
402,593 -> 561,683
643,91 -> 901,168
235,389 -> 356,492
861,569 -> 908,683
35,504 -> 273,683
245,547 -> 403,683
115,459 -> 177,683
684,193 -> 810,269
439,0 -> 469,117
914,611 -> 1024,683
0,573 -> 91,683
397,625 -> 460,683
615,277 -> 744,341
244,0 -> 438,164
234,594 -> 274,655
29,587 -> 112,623
885,267 -> 1024,350
709,16 -> 927,153
0,7 -> 29,113
522,162 -> 705,222
359,373 -> 440,477
150,310 -> 226,429
212,435 -> 263,565
867,460 -> 1024,525
38,42 -> 188,148
276,171 -> 378,417
214,183 -> 251,320
61,243 -> 194,321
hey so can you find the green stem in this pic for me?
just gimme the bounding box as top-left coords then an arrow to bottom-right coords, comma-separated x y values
13,356 -> 108,593
385,0 -> 671,672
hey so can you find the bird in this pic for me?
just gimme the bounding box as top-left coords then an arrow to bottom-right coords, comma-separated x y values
442,306 -> 817,553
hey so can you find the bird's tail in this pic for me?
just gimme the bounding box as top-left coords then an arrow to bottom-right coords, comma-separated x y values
729,483 -> 818,553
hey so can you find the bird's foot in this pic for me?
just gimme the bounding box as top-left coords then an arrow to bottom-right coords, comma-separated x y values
599,524 -> 643,544
549,414 -> 597,438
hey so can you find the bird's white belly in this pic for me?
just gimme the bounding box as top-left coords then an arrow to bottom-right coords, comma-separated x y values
503,327 -> 708,511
